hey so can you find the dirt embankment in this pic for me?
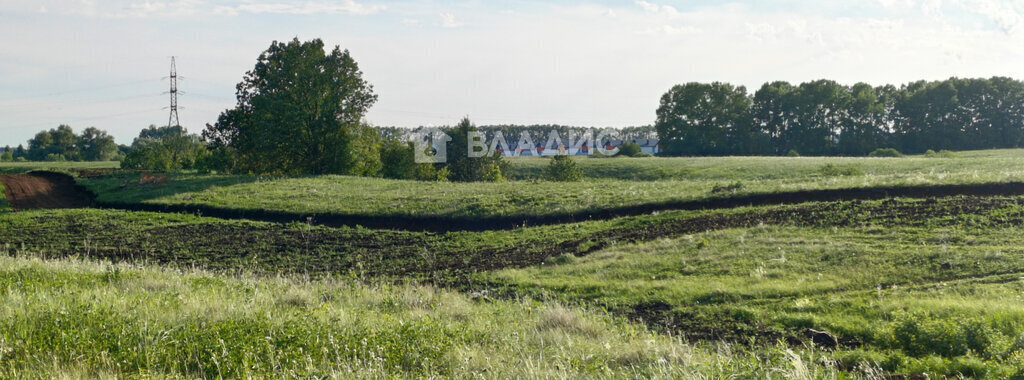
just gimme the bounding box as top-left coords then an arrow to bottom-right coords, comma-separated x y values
0,172 -> 94,210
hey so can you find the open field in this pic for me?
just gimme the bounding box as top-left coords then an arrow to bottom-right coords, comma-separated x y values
77,149 -> 1024,221
0,161 -> 119,174
5,195 -> 1024,377
0,253 -> 855,379
4,149 -> 1024,377
505,149 -> 1023,181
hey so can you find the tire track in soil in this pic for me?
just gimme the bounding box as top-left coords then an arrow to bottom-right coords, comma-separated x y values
0,172 -> 94,210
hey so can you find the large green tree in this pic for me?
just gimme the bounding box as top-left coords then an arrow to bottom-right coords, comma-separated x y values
445,117 -> 508,182
655,82 -> 752,155
204,38 -> 378,175
78,127 -> 118,161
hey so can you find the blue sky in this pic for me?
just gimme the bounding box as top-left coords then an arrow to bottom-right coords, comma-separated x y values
1,0 -> 1023,146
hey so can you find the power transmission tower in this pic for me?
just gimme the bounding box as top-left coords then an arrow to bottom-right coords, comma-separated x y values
167,56 -> 180,128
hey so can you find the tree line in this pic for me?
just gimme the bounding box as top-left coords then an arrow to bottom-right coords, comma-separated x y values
1,125 -> 123,162
656,77 -> 1024,156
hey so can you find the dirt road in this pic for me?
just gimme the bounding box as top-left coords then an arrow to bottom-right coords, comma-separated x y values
0,172 -> 94,210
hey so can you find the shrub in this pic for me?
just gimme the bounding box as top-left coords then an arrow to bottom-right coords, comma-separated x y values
544,155 -> 584,181
925,149 -> 958,158
786,149 -> 800,157
483,163 -> 504,182
819,164 -> 864,176
924,149 -> 937,157
615,142 -> 643,157
44,153 -> 66,162
869,148 -> 903,157
890,314 -> 1009,359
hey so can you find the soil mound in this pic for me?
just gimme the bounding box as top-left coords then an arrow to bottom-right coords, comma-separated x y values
0,171 -> 94,210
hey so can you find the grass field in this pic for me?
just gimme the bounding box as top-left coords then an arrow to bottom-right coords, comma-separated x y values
0,253 -> 857,378
0,181 -> 8,211
505,149 -> 1023,181
482,222 -> 1024,377
5,195 -> 1024,377
5,149 -> 1024,377
77,149 -> 1024,219
0,160 -> 119,174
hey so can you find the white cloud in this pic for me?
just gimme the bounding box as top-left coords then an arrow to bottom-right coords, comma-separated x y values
635,0 -> 659,12
0,0 -> 386,18
958,0 -> 1024,34
635,0 -> 678,17
439,12 -> 462,28
224,0 -> 386,15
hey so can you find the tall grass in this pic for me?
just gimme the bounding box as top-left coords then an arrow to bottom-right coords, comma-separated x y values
0,181 -> 9,211
482,223 -> 1024,378
0,251 -> 860,379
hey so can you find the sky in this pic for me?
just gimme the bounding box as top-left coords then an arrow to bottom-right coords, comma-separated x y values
1,0 -> 1023,146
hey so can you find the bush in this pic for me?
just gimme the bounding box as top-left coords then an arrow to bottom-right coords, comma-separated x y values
615,142 -> 643,157
890,314 -> 1010,359
869,148 -> 903,157
544,155 -> 584,181
483,163 -> 504,182
44,153 -> 66,162
819,163 -> 864,176
786,149 -> 800,157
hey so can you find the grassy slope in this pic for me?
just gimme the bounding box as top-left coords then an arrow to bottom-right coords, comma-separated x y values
6,198 -> 1024,376
0,160 -> 119,174
0,254 -> 849,379
0,181 -> 8,211
481,223 -> 1024,378
78,149 -> 1024,219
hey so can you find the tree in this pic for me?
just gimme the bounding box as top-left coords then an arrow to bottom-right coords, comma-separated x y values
122,125 -> 207,170
835,83 -> 887,156
444,117 -> 508,182
78,127 -> 118,161
27,124 -> 78,161
655,82 -> 752,156
204,38 -> 378,175
0,146 -> 12,162
544,155 -> 583,181
751,81 -> 795,155
787,80 -> 850,156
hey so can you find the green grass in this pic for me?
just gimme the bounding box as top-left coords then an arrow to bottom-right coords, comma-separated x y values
0,160 -> 119,174
479,220 -> 1024,378
76,149 -> 1024,219
5,197 -> 1024,376
0,252 -> 855,378
0,181 -> 8,212
504,148 -> 1018,181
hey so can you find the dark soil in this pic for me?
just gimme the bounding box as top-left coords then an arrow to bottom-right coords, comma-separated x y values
0,172 -> 94,210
